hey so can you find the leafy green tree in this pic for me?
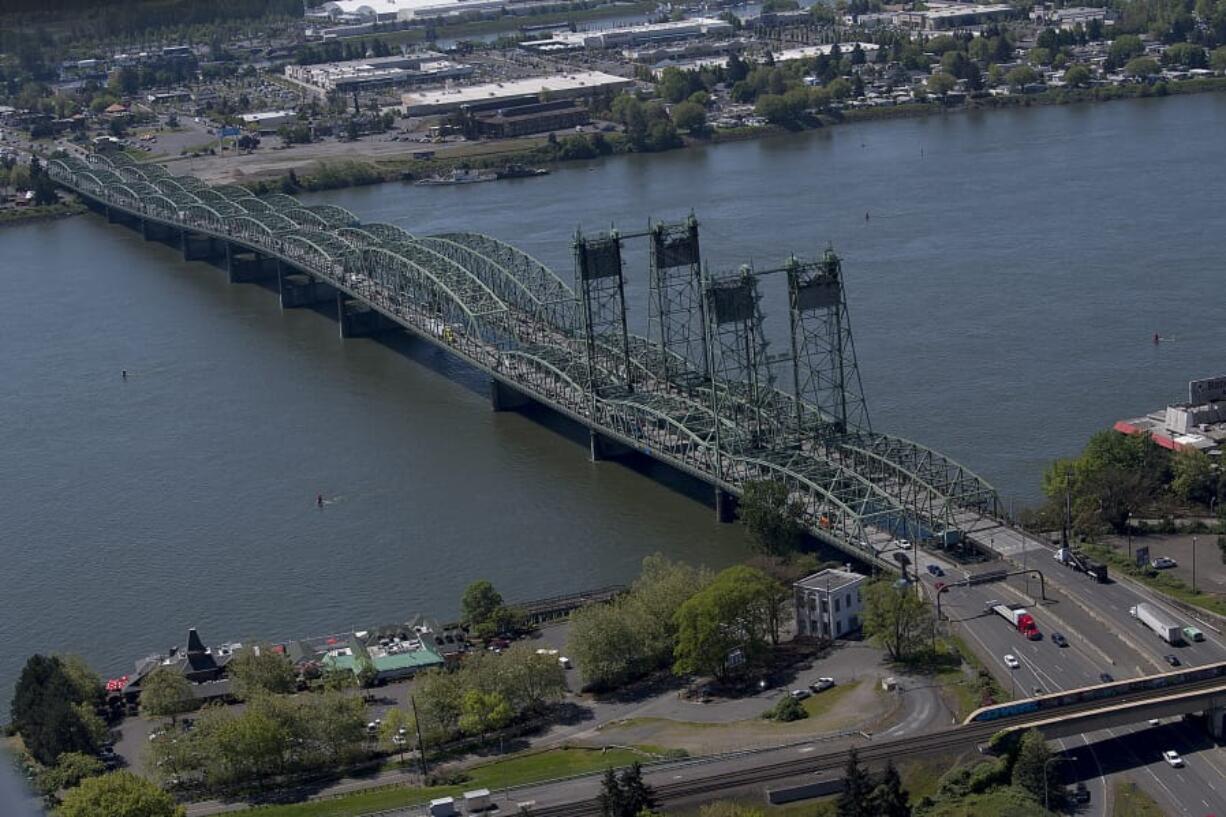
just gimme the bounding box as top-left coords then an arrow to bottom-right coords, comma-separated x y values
862,579 -> 932,661
36,751 -> 105,797
764,694 -> 807,721
58,771 -> 185,817
673,566 -> 776,680
10,654 -> 96,765
598,767 -> 627,817
1012,729 -> 1061,806
379,706 -> 415,764
927,72 -> 957,94
1171,447 -> 1216,505
869,761 -> 911,816
836,748 -> 876,817
459,689 -> 513,744
413,668 -> 464,744
1164,42 -> 1207,67
1124,56 -> 1160,77
461,579 -> 504,629
568,600 -> 643,690
739,479 -> 805,554
227,645 -> 296,700
1109,34 -> 1145,65
671,101 -> 706,132
1029,47 -> 1052,66
1212,46 -> 1226,72
57,655 -> 104,709
139,667 -> 194,723
1006,65 -> 1039,88
1063,64 -> 1092,87
497,642 -> 568,713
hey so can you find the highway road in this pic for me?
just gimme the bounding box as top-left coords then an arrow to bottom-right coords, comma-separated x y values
925,529 -> 1226,815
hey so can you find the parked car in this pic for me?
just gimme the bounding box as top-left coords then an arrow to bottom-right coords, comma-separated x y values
1164,654 -> 1181,667
790,688 -> 811,700
1004,654 -> 1020,669
1151,557 -> 1178,569
1051,632 -> 1068,647
809,677 -> 836,693
1163,749 -> 1184,768
927,564 -> 944,577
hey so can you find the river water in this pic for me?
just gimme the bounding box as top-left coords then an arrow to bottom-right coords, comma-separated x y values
4,93 -> 1226,699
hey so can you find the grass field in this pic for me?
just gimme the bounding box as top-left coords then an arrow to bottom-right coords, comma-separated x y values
241,746 -> 643,817
1113,780 -> 1165,817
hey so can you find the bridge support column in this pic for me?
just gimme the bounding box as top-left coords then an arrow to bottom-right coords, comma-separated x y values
181,230 -> 221,262
490,379 -> 532,412
337,293 -> 397,338
226,243 -> 277,284
278,267 -> 337,309
589,430 -> 632,462
106,205 -> 116,224
715,488 -> 738,523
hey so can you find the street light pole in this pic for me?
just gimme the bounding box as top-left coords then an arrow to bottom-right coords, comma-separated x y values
1043,756 -> 1062,811
1193,535 -> 1198,593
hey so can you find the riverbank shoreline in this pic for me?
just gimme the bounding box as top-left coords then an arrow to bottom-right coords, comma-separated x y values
165,74 -> 1226,195
0,200 -> 86,228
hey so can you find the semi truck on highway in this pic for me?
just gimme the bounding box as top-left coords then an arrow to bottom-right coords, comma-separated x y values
1130,603 -> 1184,644
991,603 -> 1040,640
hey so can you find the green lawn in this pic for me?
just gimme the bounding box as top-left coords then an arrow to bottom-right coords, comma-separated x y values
241,747 -> 642,817
800,682 -> 859,719
1113,780 -> 1165,817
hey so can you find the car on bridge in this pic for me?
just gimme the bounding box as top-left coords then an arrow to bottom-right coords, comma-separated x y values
1163,749 -> 1185,768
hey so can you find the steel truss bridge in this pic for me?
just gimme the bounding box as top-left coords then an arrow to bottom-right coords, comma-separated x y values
50,152 -> 1007,567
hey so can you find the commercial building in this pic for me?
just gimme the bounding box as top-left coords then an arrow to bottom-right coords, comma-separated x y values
285,54 -> 473,94
315,0 -> 524,22
896,2 -> 1014,30
240,110 -> 298,133
1116,375 -> 1226,454
519,17 -> 733,51
475,100 -> 590,137
794,568 -> 865,640
120,628 -> 239,707
402,70 -> 633,116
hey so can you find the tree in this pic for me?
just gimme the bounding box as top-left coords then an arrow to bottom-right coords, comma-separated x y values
497,643 -> 567,713
673,566 -> 776,680
620,763 -> 657,815
227,645 -> 296,700
764,694 -> 807,721
1125,57 -> 1160,77
739,479 -> 805,554
862,579 -> 932,661
458,688 -> 513,744
58,655 -> 104,709
598,767 -> 627,817
1213,46 -> 1226,73
1012,729 -> 1061,806
462,580 -> 504,629
1164,42 -> 1207,68
1109,34 -> 1145,65
1171,447 -> 1216,505
10,655 -> 96,765
836,748 -> 876,817
139,667 -> 194,723
671,101 -> 706,133
379,707 -> 414,764
1063,65 -> 1092,87
927,72 -> 957,95
1006,65 -> 1039,89
58,771 -> 185,817
568,600 -> 644,690
37,751 -> 105,798
869,761 -> 911,817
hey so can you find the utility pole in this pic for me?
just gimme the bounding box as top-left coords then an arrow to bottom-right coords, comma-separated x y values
409,694 -> 428,778
1193,535 -> 1198,593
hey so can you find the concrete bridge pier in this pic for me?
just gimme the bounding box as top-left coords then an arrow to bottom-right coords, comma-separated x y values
589,430 -> 633,462
490,379 -> 532,412
225,243 -> 278,284
336,294 -> 398,338
277,266 -> 337,309
180,230 -> 222,262
715,488 -> 739,523
141,218 -> 175,243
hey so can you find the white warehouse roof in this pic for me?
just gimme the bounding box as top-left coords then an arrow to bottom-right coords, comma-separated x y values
402,70 -> 633,115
